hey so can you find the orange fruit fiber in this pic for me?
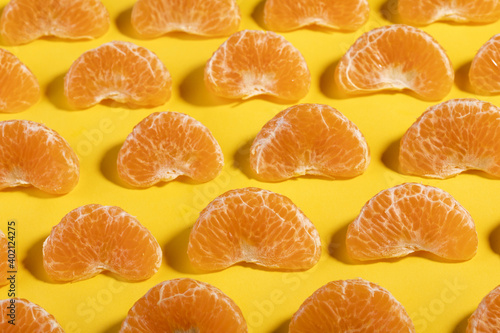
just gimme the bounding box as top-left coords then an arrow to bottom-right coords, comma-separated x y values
467,285 -> 500,332
346,183 -> 478,261
470,34 -> 500,95
117,111 -> 224,187
335,24 -> 454,101
250,103 -> 370,181
0,0 -> 109,45
204,30 -> 311,101
120,278 -> 247,332
0,120 -> 79,195
43,204 -> 162,282
131,0 -> 241,37
64,41 -> 172,109
289,278 -> 415,332
188,187 -> 321,271
0,298 -> 64,332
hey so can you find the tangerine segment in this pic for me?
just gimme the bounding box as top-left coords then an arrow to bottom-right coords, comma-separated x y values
0,230 -> 7,287
335,24 -> 454,101
120,278 -> 247,332
0,298 -> 64,332
204,30 -> 311,101
0,120 -> 79,194
0,0 -> 109,45
467,286 -> 500,333
400,99 -> 500,178
188,187 -> 321,271
131,0 -> 241,37
470,34 -> 500,95
250,103 -> 370,181
346,183 -> 477,261
264,0 -> 369,32
117,112 -> 224,187
289,279 -> 415,332
43,204 -> 162,282
64,41 -> 172,109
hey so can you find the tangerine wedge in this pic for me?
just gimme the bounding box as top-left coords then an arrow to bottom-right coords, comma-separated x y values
64,41 -> 172,109
250,103 -> 370,181
43,204 -> 162,282
188,187 -> 321,271
117,112 -> 224,187
346,183 -> 478,261
0,298 -> 64,332
120,278 -> 247,332
335,24 -> 454,101
289,278 -> 415,332
131,0 -> 241,37
0,0 -> 110,45
0,120 -> 79,194
467,285 -> 500,332
470,34 -> 500,95
0,230 -> 7,287
204,30 -> 311,101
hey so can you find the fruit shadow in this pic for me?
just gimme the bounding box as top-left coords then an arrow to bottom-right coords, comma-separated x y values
453,312 -> 471,333
23,235 -> 57,283
271,318 -> 291,333
489,223 -> 500,255
380,0 -> 402,23
320,59 -> 345,99
233,138 -> 257,180
381,138 -> 401,174
115,7 -> 142,40
0,186 -> 58,199
100,143 -> 132,189
252,0 -> 266,29
455,61 -> 474,94
46,73 -> 73,111
164,226 -> 201,274
102,318 -> 124,333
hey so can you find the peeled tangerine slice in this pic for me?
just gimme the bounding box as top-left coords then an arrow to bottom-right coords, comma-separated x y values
346,183 -> 478,261
250,103 -> 370,181
120,278 -> 247,333
289,279 -> 415,332
204,30 -> 311,101
188,187 -> 321,271
467,285 -> 500,333
117,112 -> 224,187
0,120 -> 79,194
0,298 -> 64,332
400,99 -> 500,178
64,41 -> 172,109
43,204 -> 162,282
335,24 -> 454,101
470,34 -> 500,95
131,0 -> 241,37
0,0 -> 109,45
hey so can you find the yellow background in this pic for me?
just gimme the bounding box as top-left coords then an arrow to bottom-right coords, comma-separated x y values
1,0 -> 500,332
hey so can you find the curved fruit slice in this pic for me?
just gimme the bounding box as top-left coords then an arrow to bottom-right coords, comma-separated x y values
467,285 -> 500,333
470,34 -> 500,95
400,99 -> 500,178
289,278 -> 415,332
250,103 -> 370,181
0,120 -> 79,194
117,112 -> 224,187
188,187 -> 321,271
204,30 -> 311,101
131,0 -> 240,37
264,0 -> 369,32
120,278 -> 247,332
0,0 -> 109,45
335,24 -> 454,101
43,204 -> 162,282
0,298 -> 64,332
346,183 -> 477,261
64,41 -> 172,109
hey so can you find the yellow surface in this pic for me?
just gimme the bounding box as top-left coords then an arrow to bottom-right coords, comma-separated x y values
2,0 -> 500,332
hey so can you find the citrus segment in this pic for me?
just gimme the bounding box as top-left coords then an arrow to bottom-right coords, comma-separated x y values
43,204 -> 162,282
335,24 -> 454,101
470,34 -> 500,95
64,41 -> 172,109
120,278 -> 247,332
204,30 -> 311,101
0,230 -> 7,287
467,285 -> 500,333
250,103 -> 370,181
289,278 -> 415,332
346,183 -> 477,261
188,187 -> 321,271
0,298 -> 64,332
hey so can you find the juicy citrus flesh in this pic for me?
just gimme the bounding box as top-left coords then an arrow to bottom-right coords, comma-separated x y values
289,278 -> 415,332
120,278 -> 247,333
346,183 -> 478,261
399,99 -> 500,178
0,298 -> 64,332
188,187 -> 321,271
64,40 -> 172,109
250,103 -> 370,181
0,120 -> 79,194
117,111 -> 224,187
335,24 -> 454,101
0,0 -> 109,45
467,285 -> 500,333
264,0 -> 369,32
43,204 -> 162,282
204,30 -> 311,101
131,0 -> 240,37
470,34 -> 500,95
0,230 -> 7,287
